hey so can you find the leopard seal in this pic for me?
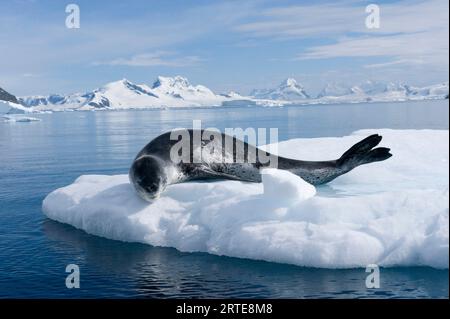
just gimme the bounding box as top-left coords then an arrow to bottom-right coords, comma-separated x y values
129,129 -> 392,201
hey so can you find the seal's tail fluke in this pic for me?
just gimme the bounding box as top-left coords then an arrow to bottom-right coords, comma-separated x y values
337,134 -> 392,170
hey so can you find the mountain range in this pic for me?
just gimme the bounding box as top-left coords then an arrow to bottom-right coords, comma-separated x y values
1,76 -> 448,113
316,80 -> 449,103
251,78 -> 310,100
17,76 -> 234,111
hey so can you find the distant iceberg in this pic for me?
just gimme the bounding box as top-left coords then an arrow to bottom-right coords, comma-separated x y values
43,129 -> 449,269
2,114 -> 41,122
0,100 -> 34,116
0,100 -> 11,114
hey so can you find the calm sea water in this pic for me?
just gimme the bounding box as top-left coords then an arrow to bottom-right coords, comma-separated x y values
0,100 -> 448,298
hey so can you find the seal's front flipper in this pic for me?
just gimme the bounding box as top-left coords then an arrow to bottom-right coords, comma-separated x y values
189,165 -> 245,182
337,134 -> 392,170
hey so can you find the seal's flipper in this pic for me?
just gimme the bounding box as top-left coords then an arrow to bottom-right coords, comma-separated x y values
186,165 -> 249,182
337,134 -> 392,170
276,134 -> 392,186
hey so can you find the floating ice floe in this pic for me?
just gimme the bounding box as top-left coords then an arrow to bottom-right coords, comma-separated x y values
42,129 -> 449,269
2,115 -> 41,122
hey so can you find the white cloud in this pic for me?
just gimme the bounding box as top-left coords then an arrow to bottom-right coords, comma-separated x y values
22,73 -> 41,78
364,59 -> 427,69
236,0 -> 448,38
237,0 -> 449,69
298,29 -> 448,66
94,51 -> 202,67
235,2 -> 365,38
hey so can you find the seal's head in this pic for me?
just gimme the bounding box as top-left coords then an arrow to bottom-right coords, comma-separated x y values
129,155 -> 168,201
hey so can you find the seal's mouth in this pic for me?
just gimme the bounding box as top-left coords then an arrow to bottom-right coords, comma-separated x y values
128,173 -> 156,202
134,184 -> 160,202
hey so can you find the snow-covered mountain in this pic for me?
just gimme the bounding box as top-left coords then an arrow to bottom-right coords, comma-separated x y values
19,76 -> 243,111
251,78 -> 448,103
317,81 -> 449,102
0,87 -> 19,104
317,83 -> 354,98
0,87 -> 30,114
16,77 -> 449,112
251,78 -> 310,101
318,81 -> 410,102
408,82 -> 449,98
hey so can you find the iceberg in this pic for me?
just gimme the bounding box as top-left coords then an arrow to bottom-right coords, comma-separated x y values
0,100 -> 11,114
2,114 -> 41,122
42,129 -> 449,269
0,100 -> 29,115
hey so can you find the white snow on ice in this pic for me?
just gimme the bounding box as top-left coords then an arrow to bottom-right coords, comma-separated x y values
42,129 -> 449,269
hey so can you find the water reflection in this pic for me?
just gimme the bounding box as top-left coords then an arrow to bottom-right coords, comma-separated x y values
43,219 -> 448,298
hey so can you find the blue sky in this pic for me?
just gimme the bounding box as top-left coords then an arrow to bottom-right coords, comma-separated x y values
1,0 -> 448,96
